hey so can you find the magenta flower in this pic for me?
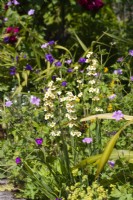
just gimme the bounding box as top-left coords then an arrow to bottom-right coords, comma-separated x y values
28,9 -> 35,16
82,137 -> 93,144
30,96 -> 40,106
129,50 -> 133,56
112,110 -> 124,121
16,157 -> 21,164
78,0 -> 104,11
5,100 -> 13,107
35,138 -> 43,145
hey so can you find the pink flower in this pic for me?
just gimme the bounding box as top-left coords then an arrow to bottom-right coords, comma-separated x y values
5,100 -> 13,107
28,9 -> 35,16
82,137 -> 93,143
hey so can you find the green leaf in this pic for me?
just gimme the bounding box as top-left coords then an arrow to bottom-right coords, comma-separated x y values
81,113 -> 133,122
96,120 -> 133,178
73,32 -> 87,51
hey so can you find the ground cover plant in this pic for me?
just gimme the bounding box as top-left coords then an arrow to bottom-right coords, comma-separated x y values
0,0 -> 133,199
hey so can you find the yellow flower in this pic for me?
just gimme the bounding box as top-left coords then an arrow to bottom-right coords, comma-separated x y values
104,67 -> 108,73
107,103 -> 113,111
75,97 -> 80,102
110,80 -> 115,88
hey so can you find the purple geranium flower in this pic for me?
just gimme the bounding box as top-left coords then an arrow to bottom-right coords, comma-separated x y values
54,61 -> 62,67
35,138 -> 43,145
48,40 -> 55,45
41,43 -> 49,48
28,9 -> 35,16
45,54 -> 54,63
30,96 -> 40,106
7,0 -> 20,6
25,64 -> 33,71
4,37 -> 10,43
67,68 -> 73,73
130,76 -> 133,81
108,160 -> 115,167
82,137 -> 93,144
65,59 -> 72,64
9,67 -> 16,75
5,100 -> 13,107
129,50 -> 133,56
117,57 -> 124,62
113,69 -> 123,75
16,157 -> 21,164
52,75 -> 57,81
78,57 -> 86,63
61,81 -> 67,87
108,94 -> 116,100
112,110 -> 124,121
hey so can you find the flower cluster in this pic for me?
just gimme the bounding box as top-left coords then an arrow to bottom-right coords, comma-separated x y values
60,92 -> 82,137
78,0 -> 104,11
4,26 -> 19,44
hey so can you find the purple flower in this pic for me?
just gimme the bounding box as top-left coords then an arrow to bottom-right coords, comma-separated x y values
113,69 -> 123,75
48,40 -> 55,45
117,57 -> 124,62
41,43 -> 49,48
4,18 -> 8,22
108,160 -> 115,167
78,57 -> 86,63
9,67 -> 16,75
16,157 -> 21,164
35,138 -> 43,145
25,64 -> 33,71
108,94 -> 116,100
52,75 -> 56,81
67,68 -> 73,73
28,9 -> 35,16
129,50 -> 133,56
5,100 -> 13,107
56,198 -> 62,200
30,96 -> 40,106
61,81 -> 67,87
130,76 -> 133,81
4,37 -> 10,43
82,137 -> 93,144
7,0 -> 20,6
45,54 -> 54,63
65,59 -> 72,64
112,110 -> 124,121
54,61 -> 62,67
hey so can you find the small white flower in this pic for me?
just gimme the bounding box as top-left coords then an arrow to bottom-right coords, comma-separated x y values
77,80 -> 82,83
49,122 -> 56,127
57,91 -> 62,95
74,66 -> 78,70
86,52 -> 93,58
88,80 -> 96,85
56,78 -> 62,81
78,92 -> 83,97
